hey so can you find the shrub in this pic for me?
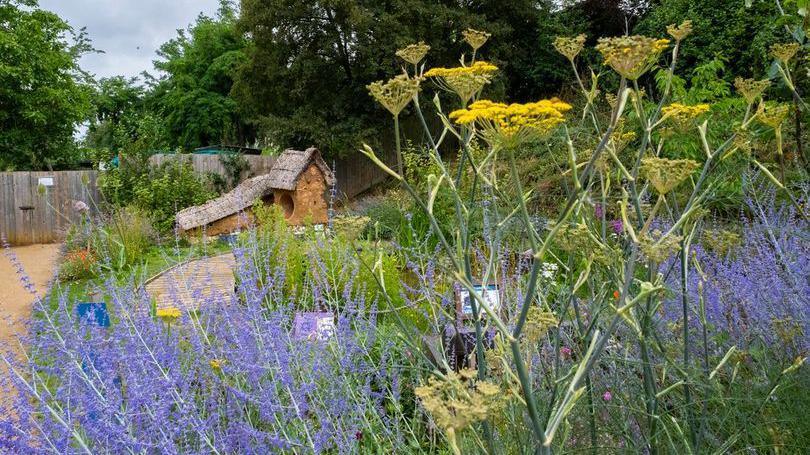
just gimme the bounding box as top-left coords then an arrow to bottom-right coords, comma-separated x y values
57,249 -> 97,281
131,159 -> 215,232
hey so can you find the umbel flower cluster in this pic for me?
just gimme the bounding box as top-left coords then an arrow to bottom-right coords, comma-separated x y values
367,74 -> 421,116
595,35 -> 670,80
462,28 -> 491,51
770,42 -> 801,64
756,101 -> 790,128
667,20 -> 693,42
449,98 -> 572,147
641,157 -> 700,194
661,102 -> 710,126
424,61 -> 499,103
553,34 -> 586,61
734,77 -> 771,104
396,42 -> 430,65
415,369 -> 503,454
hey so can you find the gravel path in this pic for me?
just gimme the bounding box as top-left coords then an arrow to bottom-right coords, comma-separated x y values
0,243 -> 61,412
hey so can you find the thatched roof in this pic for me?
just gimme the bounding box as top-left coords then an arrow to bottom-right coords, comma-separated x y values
265,147 -> 335,190
176,147 -> 335,231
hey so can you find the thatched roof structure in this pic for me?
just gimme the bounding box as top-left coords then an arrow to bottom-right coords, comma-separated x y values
266,147 -> 335,190
176,147 -> 334,231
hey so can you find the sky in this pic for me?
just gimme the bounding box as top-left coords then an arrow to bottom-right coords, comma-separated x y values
39,0 -> 222,81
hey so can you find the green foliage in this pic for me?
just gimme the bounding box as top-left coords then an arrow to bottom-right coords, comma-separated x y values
0,0 -> 93,170
635,0 -> 783,79
85,76 -> 146,152
150,4 -> 249,150
249,204 -> 404,311
234,0 -> 585,157
132,159 -> 215,232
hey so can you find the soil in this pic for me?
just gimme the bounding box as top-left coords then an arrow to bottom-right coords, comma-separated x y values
0,243 -> 61,412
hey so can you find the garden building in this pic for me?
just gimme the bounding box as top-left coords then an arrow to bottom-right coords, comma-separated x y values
175,147 -> 335,236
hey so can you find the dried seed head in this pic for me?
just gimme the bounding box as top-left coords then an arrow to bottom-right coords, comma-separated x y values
367,74 -> 421,116
756,101 -> 790,129
553,34 -> 586,61
667,20 -> 693,42
596,35 -> 670,80
639,229 -> 683,263
414,369 -> 504,433
701,229 -> 741,256
523,307 -> 558,345
734,77 -> 770,104
770,42 -> 800,64
641,157 -> 700,194
396,42 -> 430,65
462,28 -> 491,51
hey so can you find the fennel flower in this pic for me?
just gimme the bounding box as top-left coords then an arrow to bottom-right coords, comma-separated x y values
367,74 -> 421,116
640,157 -> 700,194
396,42 -> 430,65
553,34 -> 586,61
596,35 -> 670,80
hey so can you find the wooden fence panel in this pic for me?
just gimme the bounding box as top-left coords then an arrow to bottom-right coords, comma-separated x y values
148,154 -> 277,180
0,171 -> 100,246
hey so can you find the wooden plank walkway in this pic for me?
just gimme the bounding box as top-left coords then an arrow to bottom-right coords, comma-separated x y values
143,253 -> 236,312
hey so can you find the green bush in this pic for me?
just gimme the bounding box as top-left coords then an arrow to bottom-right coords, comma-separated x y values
101,158 -> 214,232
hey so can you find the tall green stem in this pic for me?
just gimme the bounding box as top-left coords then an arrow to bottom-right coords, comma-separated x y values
394,114 -> 403,178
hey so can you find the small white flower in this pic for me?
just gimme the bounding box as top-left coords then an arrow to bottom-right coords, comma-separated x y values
541,262 -> 558,279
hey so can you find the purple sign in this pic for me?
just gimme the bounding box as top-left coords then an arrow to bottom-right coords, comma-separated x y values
293,312 -> 335,341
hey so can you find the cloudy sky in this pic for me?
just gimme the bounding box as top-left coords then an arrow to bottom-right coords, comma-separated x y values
39,0 -> 222,81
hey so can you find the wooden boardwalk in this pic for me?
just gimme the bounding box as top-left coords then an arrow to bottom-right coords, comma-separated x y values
143,253 -> 236,311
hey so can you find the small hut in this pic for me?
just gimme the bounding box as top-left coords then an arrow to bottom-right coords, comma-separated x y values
176,148 -> 335,236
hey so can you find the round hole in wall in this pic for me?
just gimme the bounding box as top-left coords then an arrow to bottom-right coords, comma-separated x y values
279,193 -> 294,219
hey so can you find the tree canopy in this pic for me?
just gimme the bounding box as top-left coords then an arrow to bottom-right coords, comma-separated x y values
0,0 -> 93,170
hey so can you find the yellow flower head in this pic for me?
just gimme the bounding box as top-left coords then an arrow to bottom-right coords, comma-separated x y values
367,74 -> 421,116
209,358 -> 226,371
156,306 -> 181,323
396,42 -> 430,65
449,98 -> 572,147
641,157 -> 700,194
667,20 -> 693,42
596,35 -> 670,80
661,102 -> 710,127
734,77 -> 770,104
756,101 -> 790,129
462,28 -> 491,51
424,61 -> 498,103
553,34 -> 586,61
770,42 -> 800,64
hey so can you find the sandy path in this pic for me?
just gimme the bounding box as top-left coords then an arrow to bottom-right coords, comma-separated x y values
0,244 -> 61,412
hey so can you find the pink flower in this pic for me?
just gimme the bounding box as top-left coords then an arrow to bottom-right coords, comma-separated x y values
602,390 -> 612,402
560,346 -> 572,358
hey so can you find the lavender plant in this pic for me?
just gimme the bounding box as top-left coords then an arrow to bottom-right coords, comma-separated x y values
0,230 -> 419,453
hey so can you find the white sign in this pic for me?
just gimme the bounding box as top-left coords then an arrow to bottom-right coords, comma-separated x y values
459,284 -> 500,316
38,177 -> 54,187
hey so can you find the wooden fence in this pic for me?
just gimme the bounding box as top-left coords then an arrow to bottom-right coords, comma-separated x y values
0,171 -> 100,246
0,151 -> 396,245
148,154 -> 277,180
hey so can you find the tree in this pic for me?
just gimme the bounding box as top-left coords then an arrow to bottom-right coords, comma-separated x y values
149,3 -> 249,151
0,0 -> 93,170
85,76 -> 145,152
634,0 -> 783,79
234,0 -> 583,157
